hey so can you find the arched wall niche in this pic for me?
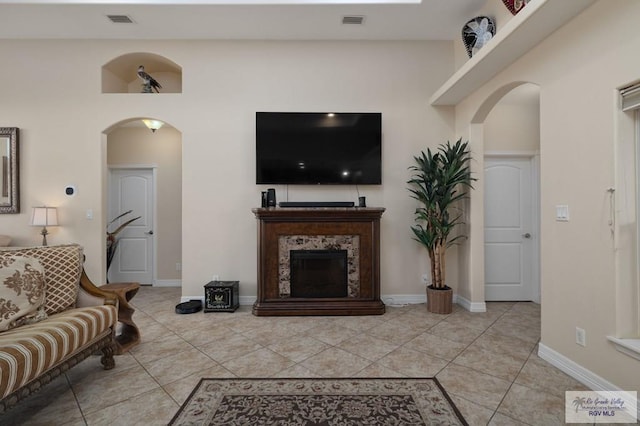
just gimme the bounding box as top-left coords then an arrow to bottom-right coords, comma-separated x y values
102,52 -> 182,94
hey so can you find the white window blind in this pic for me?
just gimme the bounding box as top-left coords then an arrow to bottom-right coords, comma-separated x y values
621,83 -> 640,111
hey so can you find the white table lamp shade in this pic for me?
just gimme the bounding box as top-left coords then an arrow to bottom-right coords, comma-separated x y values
31,207 -> 58,227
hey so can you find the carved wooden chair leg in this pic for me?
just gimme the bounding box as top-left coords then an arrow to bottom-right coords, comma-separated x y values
100,342 -> 116,370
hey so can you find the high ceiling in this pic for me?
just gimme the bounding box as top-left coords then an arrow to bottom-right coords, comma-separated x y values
0,0 -> 487,40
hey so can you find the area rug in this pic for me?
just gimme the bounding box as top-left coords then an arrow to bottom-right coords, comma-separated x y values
169,378 -> 468,425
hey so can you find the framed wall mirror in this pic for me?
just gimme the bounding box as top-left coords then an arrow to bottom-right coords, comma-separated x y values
0,127 -> 19,214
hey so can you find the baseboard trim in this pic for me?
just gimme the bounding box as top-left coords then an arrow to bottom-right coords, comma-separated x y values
154,279 -> 182,287
538,342 -> 625,391
180,294 -> 484,310
455,295 -> 487,312
381,294 -> 425,306
179,295 -> 256,305
538,343 -> 640,419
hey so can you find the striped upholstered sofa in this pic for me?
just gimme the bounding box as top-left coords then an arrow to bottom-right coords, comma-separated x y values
0,244 -> 118,413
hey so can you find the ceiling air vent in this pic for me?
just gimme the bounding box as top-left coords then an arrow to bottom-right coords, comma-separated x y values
342,16 -> 365,25
107,15 -> 135,24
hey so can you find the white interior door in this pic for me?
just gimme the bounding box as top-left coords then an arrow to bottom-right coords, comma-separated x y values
484,157 -> 536,301
108,168 -> 155,284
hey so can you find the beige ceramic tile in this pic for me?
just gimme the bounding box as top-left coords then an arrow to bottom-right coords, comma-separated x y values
65,352 -> 140,382
497,383 -> 566,425
337,333 -> 400,361
163,365 -> 237,405
485,301 -> 516,313
448,394 -> 495,426
222,314 -> 270,333
241,324 -> 304,346
499,311 -> 541,329
198,333 -> 263,363
268,335 -> 330,363
444,310 -> 502,331
488,320 -> 540,344
509,302 -> 541,315
128,332 -> 186,365
221,348 -> 295,377
488,412 -> 531,425
353,362 -> 405,378
136,319 -> 175,344
0,375 -> 83,426
300,347 -> 372,377
302,322 -> 360,346
403,331 -> 468,361
515,353 -> 590,398
83,387 -> 179,426
436,364 -> 511,411
453,344 -> 527,382
142,347 -> 220,385
391,310 -> 443,332
472,330 -> 537,360
179,321 -> 236,347
428,321 -> 485,345
338,315 -> 386,332
70,364 -> 161,415
365,318 -> 424,345
377,347 -> 449,377
11,286 -> 580,425
272,364 -> 322,378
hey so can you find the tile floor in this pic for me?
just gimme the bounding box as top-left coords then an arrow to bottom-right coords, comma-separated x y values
1,286 -> 591,426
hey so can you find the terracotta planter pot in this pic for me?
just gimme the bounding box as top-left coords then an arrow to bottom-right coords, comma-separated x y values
426,285 -> 453,314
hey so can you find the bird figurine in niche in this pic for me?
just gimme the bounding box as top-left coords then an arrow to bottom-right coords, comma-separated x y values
137,65 -> 162,93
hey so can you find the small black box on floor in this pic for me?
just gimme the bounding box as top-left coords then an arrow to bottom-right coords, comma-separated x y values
204,281 -> 239,312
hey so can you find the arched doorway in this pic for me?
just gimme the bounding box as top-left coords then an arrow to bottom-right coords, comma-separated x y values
466,82 -> 541,306
104,118 -> 182,288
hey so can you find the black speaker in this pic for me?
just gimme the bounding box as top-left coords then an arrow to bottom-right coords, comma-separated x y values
261,191 -> 268,207
267,188 -> 276,207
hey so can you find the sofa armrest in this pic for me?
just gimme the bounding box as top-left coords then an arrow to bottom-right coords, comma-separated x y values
77,270 -> 118,308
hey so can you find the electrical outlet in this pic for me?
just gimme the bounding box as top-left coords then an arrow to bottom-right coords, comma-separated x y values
175,262 -> 181,271
212,274 -> 219,281
576,327 -> 586,347
421,274 -> 429,284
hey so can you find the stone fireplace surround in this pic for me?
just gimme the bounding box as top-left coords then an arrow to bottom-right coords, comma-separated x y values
278,235 -> 359,298
252,207 -> 385,316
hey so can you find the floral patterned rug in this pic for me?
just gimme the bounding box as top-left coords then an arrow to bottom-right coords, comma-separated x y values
169,378 -> 468,425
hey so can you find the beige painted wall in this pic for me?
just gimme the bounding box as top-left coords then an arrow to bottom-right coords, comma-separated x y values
454,0 -> 640,391
0,40 -> 455,300
107,125 -> 182,281
484,84 -> 540,152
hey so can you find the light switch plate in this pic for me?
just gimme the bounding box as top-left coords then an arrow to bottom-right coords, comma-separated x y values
556,205 -> 569,221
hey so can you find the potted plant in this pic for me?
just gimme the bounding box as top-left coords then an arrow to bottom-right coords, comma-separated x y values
407,139 -> 474,314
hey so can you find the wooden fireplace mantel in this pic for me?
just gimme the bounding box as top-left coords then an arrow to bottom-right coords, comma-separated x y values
252,207 -> 386,316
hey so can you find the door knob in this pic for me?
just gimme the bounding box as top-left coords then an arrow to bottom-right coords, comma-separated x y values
145,230 -> 154,235
522,233 -> 531,239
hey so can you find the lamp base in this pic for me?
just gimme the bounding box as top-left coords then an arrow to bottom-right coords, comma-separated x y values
41,227 -> 49,246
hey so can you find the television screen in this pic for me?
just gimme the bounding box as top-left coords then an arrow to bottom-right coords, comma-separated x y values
256,112 -> 382,185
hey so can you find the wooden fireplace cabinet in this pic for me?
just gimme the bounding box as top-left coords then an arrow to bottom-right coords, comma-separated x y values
252,207 -> 386,316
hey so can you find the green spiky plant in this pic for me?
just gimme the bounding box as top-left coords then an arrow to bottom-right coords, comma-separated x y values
407,139 -> 475,290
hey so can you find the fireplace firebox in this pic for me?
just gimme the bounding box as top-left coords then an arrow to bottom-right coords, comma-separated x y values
290,250 -> 348,298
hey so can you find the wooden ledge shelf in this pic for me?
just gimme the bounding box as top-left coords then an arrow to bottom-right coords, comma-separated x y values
430,0 -> 596,106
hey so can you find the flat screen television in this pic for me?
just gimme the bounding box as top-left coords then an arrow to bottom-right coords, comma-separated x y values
256,112 -> 382,185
